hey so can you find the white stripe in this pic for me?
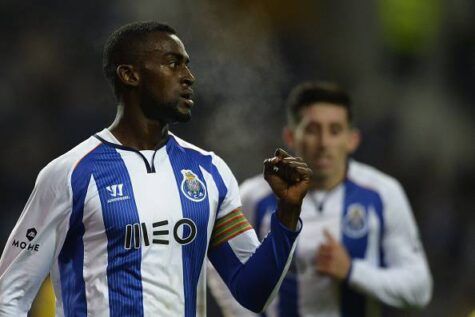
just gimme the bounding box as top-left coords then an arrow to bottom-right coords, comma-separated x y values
365,206 -> 381,266
227,230 -> 260,264
82,175 -> 110,316
118,149 -> 185,316
196,266 -> 207,317
200,166 -> 218,245
297,189 -> 343,316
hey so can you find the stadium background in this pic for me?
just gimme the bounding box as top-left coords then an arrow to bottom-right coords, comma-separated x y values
0,1 -> 474,316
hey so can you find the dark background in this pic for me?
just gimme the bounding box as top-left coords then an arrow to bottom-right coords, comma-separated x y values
1,1 -> 474,316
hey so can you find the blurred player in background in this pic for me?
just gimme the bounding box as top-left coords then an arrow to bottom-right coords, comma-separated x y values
209,82 -> 432,317
0,21 -> 313,316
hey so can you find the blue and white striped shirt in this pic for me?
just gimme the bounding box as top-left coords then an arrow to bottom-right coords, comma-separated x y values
0,129 -> 300,317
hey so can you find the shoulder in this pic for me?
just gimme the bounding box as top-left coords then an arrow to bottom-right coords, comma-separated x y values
239,174 -> 275,213
169,133 -> 232,174
347,160 -> 407,201
240,174 -> 272,201
169,133 -> 214,157
36,135 -> 101,190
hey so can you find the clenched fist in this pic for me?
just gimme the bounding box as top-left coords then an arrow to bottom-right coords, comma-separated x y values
263,148 -> 312,230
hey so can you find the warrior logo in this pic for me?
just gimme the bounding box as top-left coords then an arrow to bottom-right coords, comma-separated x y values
180,169 -> 207,202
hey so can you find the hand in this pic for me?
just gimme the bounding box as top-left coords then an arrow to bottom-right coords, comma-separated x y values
263,148 -> 312,229
315,229 -> 351,281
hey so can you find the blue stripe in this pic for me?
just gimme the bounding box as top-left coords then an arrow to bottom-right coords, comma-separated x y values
206,163 -> 227,214
340,179 -> 384,317
166,137 -> 211,317
92,144 -> 144,316
58,148 -> 99,316
375,199 -> 386,268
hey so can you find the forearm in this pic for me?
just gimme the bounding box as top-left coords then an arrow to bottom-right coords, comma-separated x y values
0,270 -> 38,317
209,212 -> 301,313
348,259 -> 432,308
208,264 -> 258,317
0,295 -> 29,317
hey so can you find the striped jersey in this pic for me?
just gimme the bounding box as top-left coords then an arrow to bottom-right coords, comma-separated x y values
0,129 -> 300,317
208,160 -> 432,317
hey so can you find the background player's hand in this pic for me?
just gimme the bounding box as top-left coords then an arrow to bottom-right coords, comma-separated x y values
315,229 -> 351,281
263,148 -> 312,229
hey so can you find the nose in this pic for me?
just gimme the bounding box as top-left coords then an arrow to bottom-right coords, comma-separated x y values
318,130 -> 330,149
181,66 -> 195,87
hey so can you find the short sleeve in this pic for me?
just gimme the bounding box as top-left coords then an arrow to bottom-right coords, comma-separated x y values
211,155 -> 242,219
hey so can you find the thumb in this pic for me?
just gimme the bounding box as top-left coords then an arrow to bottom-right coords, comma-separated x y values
323,229 -> 336,244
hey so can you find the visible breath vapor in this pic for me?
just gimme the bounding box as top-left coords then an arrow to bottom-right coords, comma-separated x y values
121,0 -> 290,179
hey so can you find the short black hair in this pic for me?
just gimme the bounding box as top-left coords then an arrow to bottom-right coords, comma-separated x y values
286,81 -> 353,127
102,21 -> 177,98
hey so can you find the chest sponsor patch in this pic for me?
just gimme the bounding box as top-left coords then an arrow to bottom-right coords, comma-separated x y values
180,169 -> 207,202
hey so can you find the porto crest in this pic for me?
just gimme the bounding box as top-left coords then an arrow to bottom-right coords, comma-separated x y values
342,203 -> 369,238
180,169 -> 207,202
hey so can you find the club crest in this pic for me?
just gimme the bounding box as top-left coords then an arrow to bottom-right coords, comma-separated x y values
180,169 -> 207,202
342,203 -> 368,238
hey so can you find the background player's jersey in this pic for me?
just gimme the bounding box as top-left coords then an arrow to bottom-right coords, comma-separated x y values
209,160 -> 432,317
0,129 -> 300,317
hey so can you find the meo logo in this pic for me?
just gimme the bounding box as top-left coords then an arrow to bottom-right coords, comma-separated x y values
124,218 -> 197,249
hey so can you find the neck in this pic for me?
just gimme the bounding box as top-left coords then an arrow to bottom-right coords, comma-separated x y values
310,164 -> 347,191
108,102 -> 169,150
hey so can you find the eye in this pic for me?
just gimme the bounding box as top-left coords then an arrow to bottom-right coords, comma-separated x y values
330,124 -> 343,135
169,61 -> 178,68
305,125 -> 319,134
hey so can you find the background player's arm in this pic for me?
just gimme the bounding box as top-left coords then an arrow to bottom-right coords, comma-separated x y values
0,164 -> 71,316
347,181 -> 433,308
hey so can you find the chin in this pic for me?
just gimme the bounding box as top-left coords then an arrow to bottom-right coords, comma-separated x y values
175,112 -> 191,123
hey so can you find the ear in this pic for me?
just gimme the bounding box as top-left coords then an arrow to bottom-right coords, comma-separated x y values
116,64 -> 140,88
282,126 -> 295,150
347,128 -> 361,153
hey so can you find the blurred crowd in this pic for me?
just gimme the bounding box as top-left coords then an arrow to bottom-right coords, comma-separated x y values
0,1 -> 474,316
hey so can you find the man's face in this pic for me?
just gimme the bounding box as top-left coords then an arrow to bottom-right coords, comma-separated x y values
286,103 -> 359,183
136,32 -> 195,123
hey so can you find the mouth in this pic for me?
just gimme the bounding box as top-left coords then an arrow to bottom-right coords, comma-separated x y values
314,155 -> 332,167
180,90 -> 194,107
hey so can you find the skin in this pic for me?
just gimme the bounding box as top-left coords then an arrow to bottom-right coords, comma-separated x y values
283,102 -> 361,280
107,30 -> 312,230
109,32 -> 195,150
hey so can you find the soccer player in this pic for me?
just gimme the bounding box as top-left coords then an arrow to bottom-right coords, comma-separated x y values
208,82 -> 433,316
0,22 -> 313,316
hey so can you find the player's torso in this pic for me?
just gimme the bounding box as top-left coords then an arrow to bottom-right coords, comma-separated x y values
256,177 -> 385,317
55,136 -> 220,317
